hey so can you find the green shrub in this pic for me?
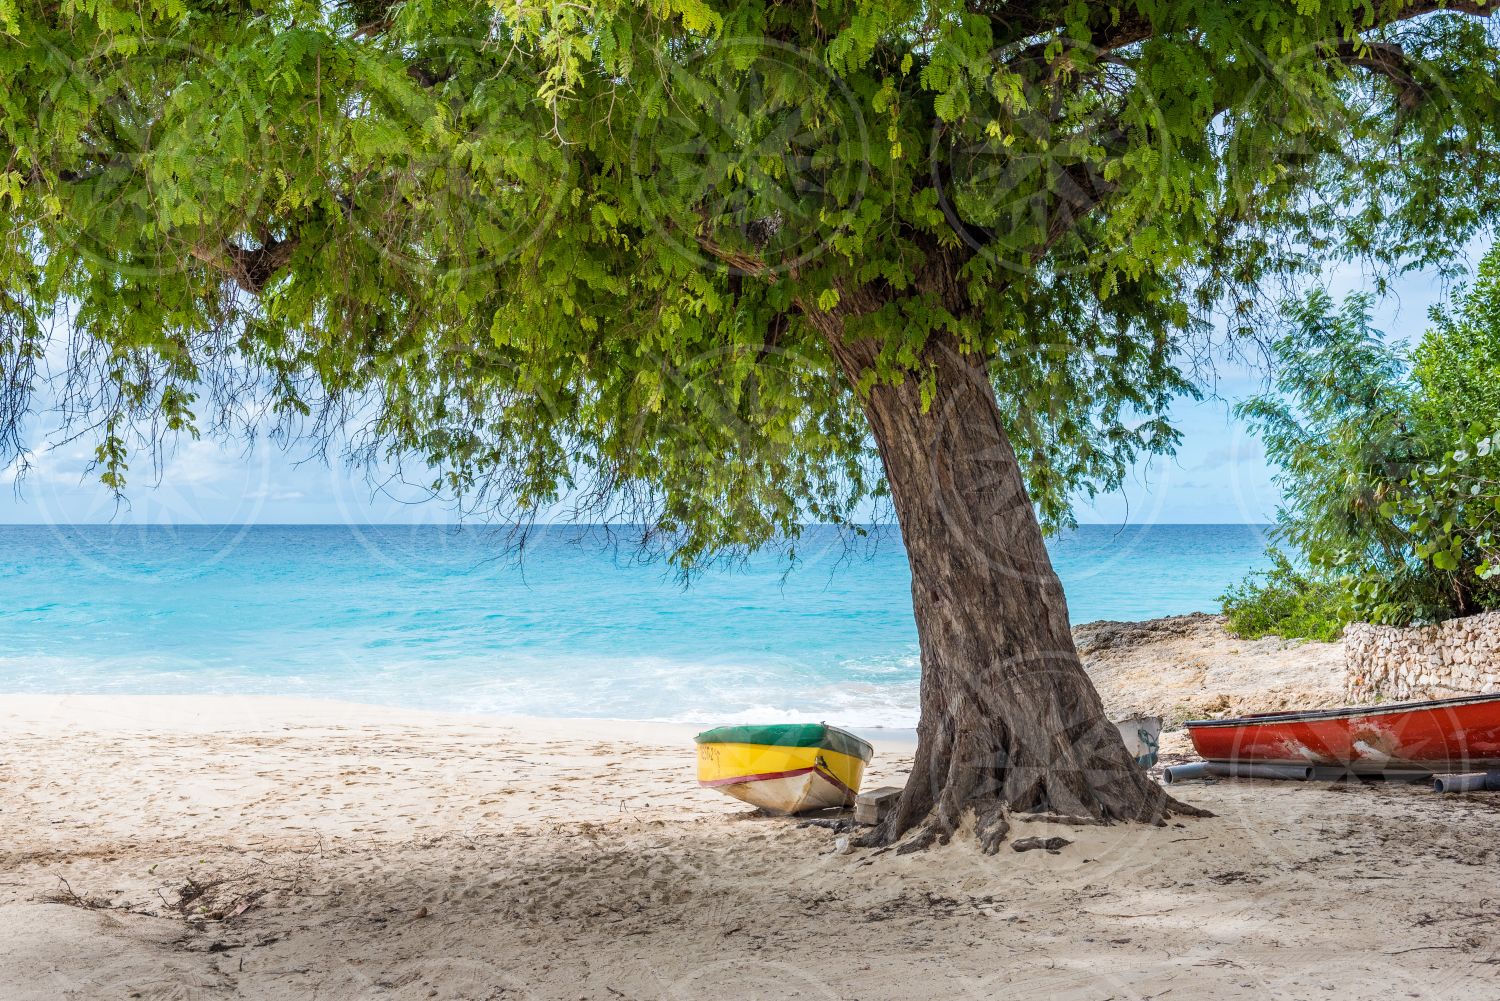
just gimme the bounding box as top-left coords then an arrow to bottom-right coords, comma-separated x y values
1236,289 -> 1432,625
1392,250 -> 1500,618
1237,249 -> 1500,628
1378,427 -> 1500,619
1412,249 -> 1500,435
1220,549 -> 1349,642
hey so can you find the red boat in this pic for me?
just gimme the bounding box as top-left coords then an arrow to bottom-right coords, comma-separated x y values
1186,692 -> 1500,773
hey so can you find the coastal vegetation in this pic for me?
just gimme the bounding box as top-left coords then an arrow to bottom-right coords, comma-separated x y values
4,1 -> 1500,851
1225,245 -> 1500,640
1220,549 -> 1348,643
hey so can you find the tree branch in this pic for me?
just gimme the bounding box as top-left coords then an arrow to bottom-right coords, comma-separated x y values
192,237 -> 299,295
1396,0 -> 1500,17
1334,40 -> 1427,109
981,0 -> 1498,62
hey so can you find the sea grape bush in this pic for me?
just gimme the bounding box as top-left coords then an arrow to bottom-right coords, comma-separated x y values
1228,245 -> 1500,635
1219,548 -> 1349,642
1377,424 -> 1500,613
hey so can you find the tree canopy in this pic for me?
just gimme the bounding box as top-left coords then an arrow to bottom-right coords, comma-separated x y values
3,0 -> 1499,563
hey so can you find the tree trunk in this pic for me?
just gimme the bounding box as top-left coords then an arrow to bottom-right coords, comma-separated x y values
824,327 -> 1206,854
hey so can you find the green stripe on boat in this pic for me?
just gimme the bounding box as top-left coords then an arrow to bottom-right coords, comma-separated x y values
694,723 -> 874,762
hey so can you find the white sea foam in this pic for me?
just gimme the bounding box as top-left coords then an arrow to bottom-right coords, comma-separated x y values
0,650 -> 923,727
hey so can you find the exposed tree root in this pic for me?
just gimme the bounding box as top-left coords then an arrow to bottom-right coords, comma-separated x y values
860,729 -> 1216,851
1013,812 -> 1112,827
862,784 -> 1209,857
893,827 -> 940,856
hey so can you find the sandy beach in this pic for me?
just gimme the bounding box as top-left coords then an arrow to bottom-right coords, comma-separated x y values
3,680 -> 1498,1000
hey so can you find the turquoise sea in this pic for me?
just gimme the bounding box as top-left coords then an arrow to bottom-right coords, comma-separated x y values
0,524 -> 1271,727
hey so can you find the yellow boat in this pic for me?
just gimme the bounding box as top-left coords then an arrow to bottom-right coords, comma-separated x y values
694,723 -> 874,814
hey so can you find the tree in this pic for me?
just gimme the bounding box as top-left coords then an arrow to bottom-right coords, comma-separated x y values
1413,244 -> 1500,433
1233,249 -> 1500,633
1403,245 -> 1500,608
3,1 -> 1500,852
1234,290 -> 1450,627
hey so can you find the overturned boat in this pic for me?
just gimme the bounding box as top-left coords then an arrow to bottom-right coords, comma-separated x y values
694,723 -> 873,814
1185,691 -> 1500,774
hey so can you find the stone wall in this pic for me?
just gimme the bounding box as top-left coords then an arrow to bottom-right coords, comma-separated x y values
1345,610 -> 1500,702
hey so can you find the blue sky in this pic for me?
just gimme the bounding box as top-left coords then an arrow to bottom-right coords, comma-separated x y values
0,257 -> 1474,527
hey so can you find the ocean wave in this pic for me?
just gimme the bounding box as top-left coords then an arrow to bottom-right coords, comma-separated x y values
0,650 -> 923,728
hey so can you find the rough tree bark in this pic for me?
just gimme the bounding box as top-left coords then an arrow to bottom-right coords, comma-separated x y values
822,325 -> 1207,853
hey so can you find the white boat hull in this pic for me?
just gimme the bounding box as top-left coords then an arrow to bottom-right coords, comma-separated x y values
710,769 -> 851,815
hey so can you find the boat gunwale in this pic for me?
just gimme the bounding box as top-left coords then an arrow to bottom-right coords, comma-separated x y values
693,722 -> 874,762
1184,690 -> 1500,730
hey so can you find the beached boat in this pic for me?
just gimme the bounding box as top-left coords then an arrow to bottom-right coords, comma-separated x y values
1186,692 -> 1500,773
694,723 -> 874,814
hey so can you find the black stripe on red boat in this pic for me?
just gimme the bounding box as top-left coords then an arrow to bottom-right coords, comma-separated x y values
1185,691 -> 1500,729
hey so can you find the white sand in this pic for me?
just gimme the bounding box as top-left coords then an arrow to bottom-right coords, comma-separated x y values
3,692 -> 1498,1000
